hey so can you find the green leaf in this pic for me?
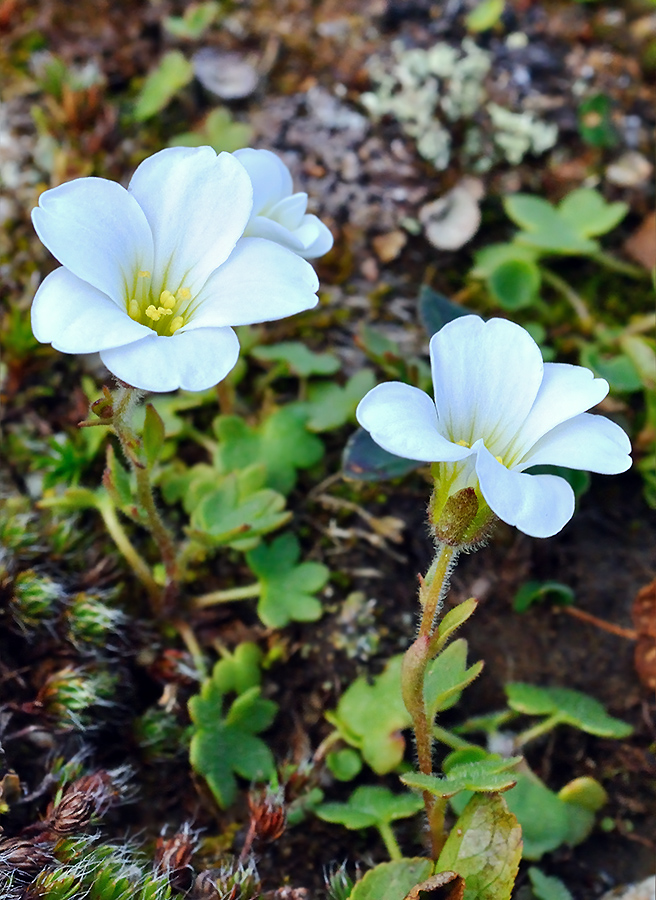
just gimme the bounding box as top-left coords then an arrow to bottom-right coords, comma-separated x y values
246,532 -> 328,628
316,785 -> 424,830
170,106 -> 253,153
417,285 -> 471,338
471,243 -> 539,278
558,189 -> 627,237
577,94 -> 618,148
465,0 -> 505,32
620,335 -> 656,390
39,487 -> 100,512
213,406 -> 324,495
104,444 -> 132,508
326,655 -> 411,774
189,470 -> 290,551
163,1 -> 221,39
434,599 -> 478,653
512,581 -> 574,613
326,747 -> 363,781
211,642 -> 264,695
303,370 -> 376,432
402,755 -> 521,799
504,195 -> 598,255
342,428 -> 423,482
252,341 -> 341,377
505,683 -> 633,738
527,867 -> 573,900
579,346 -> 643,392
132,51 -> 194,121
142,403 -> 166,468
557,776 -> 607,812
488,259 -> 541,310
435,793 -> 522,898
189,672 -> 277,809
424,639 -> 484,721
349,859 -> 434,900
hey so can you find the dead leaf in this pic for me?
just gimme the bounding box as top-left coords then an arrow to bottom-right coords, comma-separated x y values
632,578 -> 656,638
372,230 -> 407,263
404,871 -> 465,900
192,49 -> 259,99
634,637 -> 656,692
605,151 -> 652,188
624,213 -> 656,271
419,178 -> 484,251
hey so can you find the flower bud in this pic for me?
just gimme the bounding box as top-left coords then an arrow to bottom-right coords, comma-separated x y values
0,836 -> 53,874
429,487 -> 496,549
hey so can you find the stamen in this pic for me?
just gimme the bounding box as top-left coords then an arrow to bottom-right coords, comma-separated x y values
456,439 -> 470,447
145,305 -> 161,321
170,316 -> 184,335
128,299 -> 140,320
159,290 -> 176,309
495,455 -> 504,465
139,270 -> 151,278
176,287 -> 191,301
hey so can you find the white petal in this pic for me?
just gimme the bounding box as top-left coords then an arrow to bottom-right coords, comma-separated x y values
233,148 -> 293,213
243,215 -> 307,253
356,382 -> 474,463
32,177 -> 154,304
294,215 -> 334,258
267,192 -> 308,229
506,363 -> 610,465
188,237 -> 319,328
430,316 -> 544,456
518,412 -> 632,474
128,147 -> 252,297
475,442 -> 575,538
99,326 -> 240,393
32,267 -> 150,353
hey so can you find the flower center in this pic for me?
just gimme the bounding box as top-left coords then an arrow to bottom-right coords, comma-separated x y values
126,271 -> 192,336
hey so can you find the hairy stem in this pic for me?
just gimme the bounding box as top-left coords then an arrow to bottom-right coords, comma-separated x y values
541,267 -> 593,329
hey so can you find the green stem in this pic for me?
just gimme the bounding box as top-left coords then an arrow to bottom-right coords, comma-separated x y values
96,494 -> 160,603
377,822 -> 402,861
194,582 -> 262,607
512,713 -> 562,750
172,618 -> 208,680
432,724 -> 480,752
111,385 -> 179,613
591,251 -> 649,279
541,267 -> 593,329
312,730 -> 343,764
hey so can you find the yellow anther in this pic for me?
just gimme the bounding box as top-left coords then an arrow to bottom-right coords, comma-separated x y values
495,455 -> 503,465
138,270 -> 151,278
159,290 -> 176,309
145,305 -> 161,321
156,306 -> 172,317
170,316 -> 184,335
176,287 -> 191,301
456,439 -> 470,447
128,299 -> 140,319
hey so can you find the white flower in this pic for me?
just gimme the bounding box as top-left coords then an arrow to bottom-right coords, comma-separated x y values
356,315 -> 632,538
233,148 -> 333,259
31,147 -> 321,393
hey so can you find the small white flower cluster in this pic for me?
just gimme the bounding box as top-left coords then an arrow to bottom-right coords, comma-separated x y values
31,147 -> 333,393
361,39 -> 557,172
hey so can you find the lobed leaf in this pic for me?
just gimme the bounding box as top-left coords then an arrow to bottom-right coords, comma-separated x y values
505,683 -> 633,738
133,51 -> 194,121
246,532 -> 328,628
